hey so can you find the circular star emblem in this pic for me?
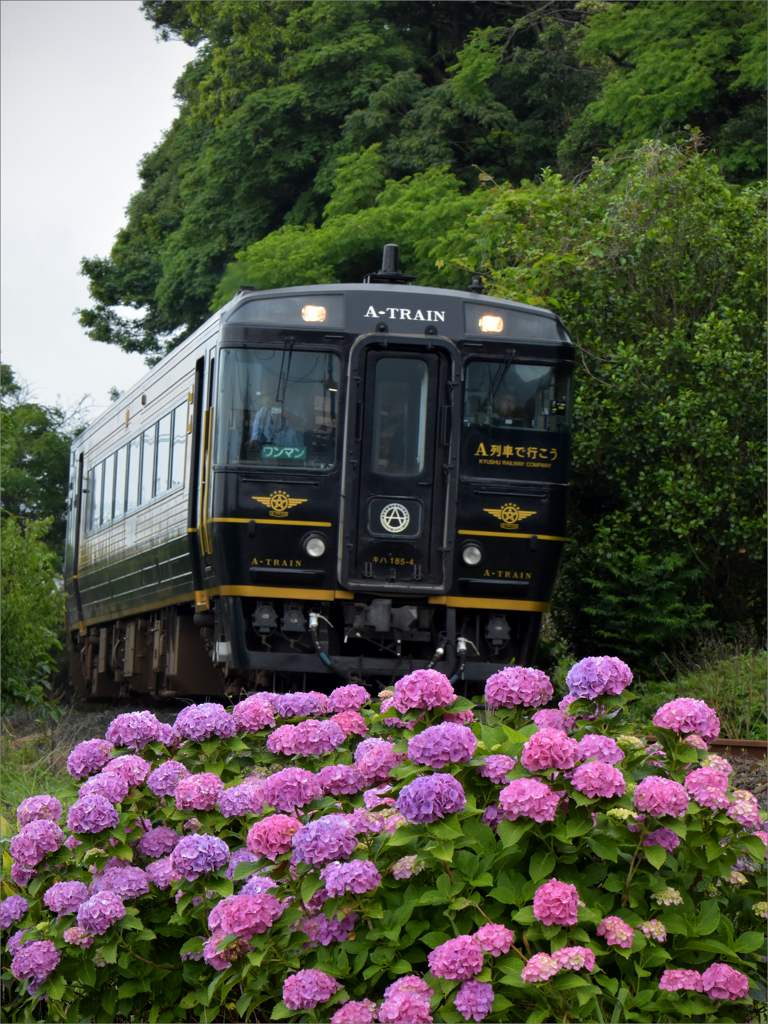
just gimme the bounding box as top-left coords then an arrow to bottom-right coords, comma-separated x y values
270,491 -> 290,513
500,503 -> 521,526
380,502 -> 410,533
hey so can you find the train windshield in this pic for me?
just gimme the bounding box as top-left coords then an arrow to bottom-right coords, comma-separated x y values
215,348 -> 340,469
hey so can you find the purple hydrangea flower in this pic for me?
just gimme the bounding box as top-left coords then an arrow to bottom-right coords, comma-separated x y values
482,804 -> 504,831
137,826 -> 180,859
10,939 -> 60,993
317,764 -> 364,796
80,771 -> 130,804
276,691 -> 328,718
247,814 -> 302,860
10,820 -> 64,867
1,894 -> 29,928
232,696 -> 275,733
499,778 -> 559,823
533,879 -> 581,926
396,774 -> 466,824
391,669 -> 456,713
10,864 -> 36,887
485,666 -> 553,708
105,710 -> 161,750
633,776 -> 689,818
571,761 -> 626,799
455,980 -> 494,1022
428,935 -> 483,980
147,759 -> 190,798
174,772 -> 224,812
290,718 -> 346,757
300,911 -> 358,946
218,780 -> 265,817
577,734 -> 624,765
90,864 -> 149,899
102,754 -> 152,788
478,755 -> 518,784
408,722 -> 477,770
170,834 -> 230,881
292,815 -> 359,867
224,847 -> 260,880
283,968 -> 340,1010
7,929 -> 29,956
174,702 -> 235,741
355,738 -> 404,783
67,794 -> 119,834
43,881 -> 89,916
262,767 -> 321,812
327,683 -> 370,713
642,827 -> 681,853
157,722 -> 178,748
652,698 -> 720,742
16,795 -> 62,827
521,728 -> 580,772
66,738 -> 113,780
320,859 -> 382,896
145,856 -> 182,890
565,656 -> 633,699
77,891 -> 126,934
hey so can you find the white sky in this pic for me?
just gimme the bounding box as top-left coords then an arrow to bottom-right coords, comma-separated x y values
1,0 -> 195,420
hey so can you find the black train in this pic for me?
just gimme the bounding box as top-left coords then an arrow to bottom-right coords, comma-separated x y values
65,246 -> 574,699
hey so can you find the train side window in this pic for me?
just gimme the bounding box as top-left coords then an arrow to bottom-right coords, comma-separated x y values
114,444 -> 128,517
102,454 -> 115,526
140,426 -> 156,504
155,413 -> 172,496
371,358 -> 428,475
126,435 -> 141,512
89,461 -> 103,532
170,401 -> 187,488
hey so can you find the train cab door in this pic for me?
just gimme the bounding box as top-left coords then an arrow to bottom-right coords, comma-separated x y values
340,334 -> 459,592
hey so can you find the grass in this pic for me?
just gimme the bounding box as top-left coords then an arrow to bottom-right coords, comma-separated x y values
0,723 -> 77,833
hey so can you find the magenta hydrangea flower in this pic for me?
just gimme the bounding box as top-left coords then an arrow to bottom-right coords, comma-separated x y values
596,916 -> 634,948
533,878 -> 581,926
659,969 -> 703,992
317,764 -> 364,797
694,787 -> 731,812
102,754 -> 152,788
174,702 -> 235,741
633,776 -> 689,818
521,952 -> 559,982
232,696 -> 275,732
65,794 -> 118,835
170,834 -> 229,881
331,999 -> 377,1023
521,728 -> 580,772
363,784 -> 395,810
643,827 -> 681,853
379,991 -> 433,1023
145,856 -> 181,890
43,881 -> 89,916
300,911 -> 358,946
485,666 -> 553,708
105,710 -> 161,750
327,683 -> 370,713
454,979 -> 494,1022
392,669 -> 456,713
531,709 -> 568,732
396,774 -> 466,824
80,771 -> 130,805
475,923 -> 515,956
499,778 -> 559,823
653,698 -> 720,742
218,780 -> 265,817
147,759 -> 189,797
276,691 -> 328,718
551,946 -> 596,971
204,934 -> 252,969
565,657 -> 632,699
66,738 -> 113,780
1,894 -> 28,928
290,718 -> 346,757
685,767 -> 729,799
408,723 -> 477,770
16,795 -> 62,828
174,772 -> 224,812
428,935 -> 484,980
640,920 -> 666,942
283,968 -> 340,1010
330,710 -> 368,738
10,820 -> 64,867
90,864 -> 149,900
445,709 -> 475,725
292,815 -> 359,867
77,891 -> 126,934
320,859 -> 382,896
355,738 -> 404,783
137,826 -> 180,859
10,939 -> 60,993
577,734 -> 624,765
701,963 -> 749,1000
267,724 -> 297,755
571,761 -> 626,799
384,977 -> 434,1007
208,892 -> 283,939
478,755 -> 517,784
247,814 -> 302,860
262,767 -> 321,812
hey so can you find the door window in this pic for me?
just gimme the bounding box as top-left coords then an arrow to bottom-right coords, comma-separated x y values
371,358 -> 428,475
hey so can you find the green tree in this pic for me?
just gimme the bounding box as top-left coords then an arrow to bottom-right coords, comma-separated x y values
461,140 -> 766,669
0,515 -> 65,714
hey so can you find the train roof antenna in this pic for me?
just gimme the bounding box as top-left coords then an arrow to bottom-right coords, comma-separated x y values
363,243 -> 416,286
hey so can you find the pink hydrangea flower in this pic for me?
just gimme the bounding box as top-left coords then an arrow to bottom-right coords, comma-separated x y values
379,992 -> 433,1023
702,753 -> 732,775
683,733 -> 708,751
652,698 -> 720,742
145,856 -> 182,889
208,892 -> 283,939
276,691 -> 327,718
330,999 -> 377,1023
571,761 -> 626,799
80,771 -> 129,804
392,669 -> 456,713
694,787 -> 731,812
16,795 -> 62,827
203,934 -> 251,969
659,969 -> 703,992
396,774 -> 466,824
317,764 -> 364,796
499,778 -> 559,823
147,759 -> 189,797
267,724 -> 297,755
290,718 -> 346,756
174,702 -> 235,741
320,859 -> 382,896
727,790 -> 763,828
485,666 -> 552,708
66,738 -> 113,780
444,709 -> 475,725
521,952 -> 559,982
10,939 -> 60,994
531,709 -> 568,732
640,919 -> 666,941
43,881 -> 89,916
354,738 -> 404,783
428,935 -> 484,980
455,979 -> 494,1022
702,963 -> 750,1000
327,684 -> 370,713
262,767 -> 321,812
331,710 -> 368,738
633,776 -> 689,818
63,926 -> 93,949
105,710 -> 161,750
10,820 -> 64,867
685,767 -> 729,798
475,923 -> 515,955
232,696 -> 275,732
533,879 -> 581,926
521,728 -> 580,772
77,891 -> 126,934
292,815 -> 359,867
577,734 -> 624,765
478,755 -> 517,784
551,946 -> 595,971
175,772 -> 224,812
102,754 -> 152,788
247,814 -> 302,860
384,977 -> 434,1004
408,722 -> 477,769
596,916 -> 634,948
391,855 -> 424,880
283,968 -> 340,1010
565,657 -> 632,699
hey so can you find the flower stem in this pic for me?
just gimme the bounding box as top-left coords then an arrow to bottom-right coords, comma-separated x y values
622,834 -> 645,908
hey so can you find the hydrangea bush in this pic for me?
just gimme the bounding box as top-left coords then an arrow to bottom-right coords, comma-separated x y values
1,662 -> 766,1023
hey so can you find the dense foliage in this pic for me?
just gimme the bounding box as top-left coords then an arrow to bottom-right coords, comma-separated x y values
1,665 -> 766,1023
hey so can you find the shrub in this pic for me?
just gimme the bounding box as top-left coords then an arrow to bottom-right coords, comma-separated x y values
1,666 -> 765,1023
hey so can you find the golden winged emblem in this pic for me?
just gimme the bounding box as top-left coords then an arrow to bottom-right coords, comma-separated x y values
483,503 -> 537,530
252,490 -> 308,518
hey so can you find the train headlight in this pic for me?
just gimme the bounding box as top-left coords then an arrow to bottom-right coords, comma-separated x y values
462,544 -> 482,566
479,314 -> 504,333
304,535 -> 326,558
301,304 -> 327,323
